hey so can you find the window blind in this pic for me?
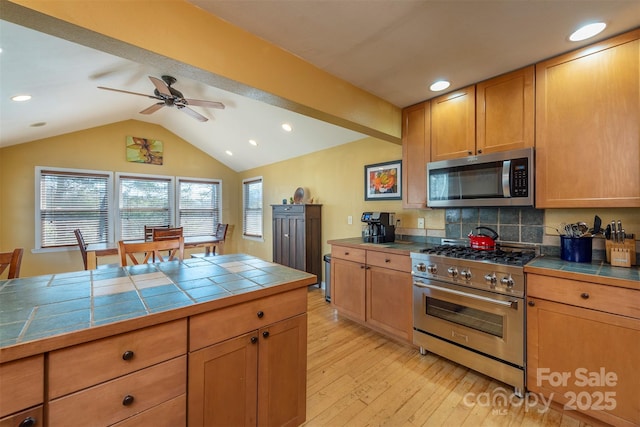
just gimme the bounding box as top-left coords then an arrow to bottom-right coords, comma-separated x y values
119,175 -> 172,240
243,177 -> 263,238
178,179 -> 221,236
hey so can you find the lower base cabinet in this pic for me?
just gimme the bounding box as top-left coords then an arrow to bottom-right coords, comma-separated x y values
527,274 -> 640,427
188,314 -> 307,427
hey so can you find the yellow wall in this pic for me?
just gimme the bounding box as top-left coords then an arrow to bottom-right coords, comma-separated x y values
0,120 -> 239,276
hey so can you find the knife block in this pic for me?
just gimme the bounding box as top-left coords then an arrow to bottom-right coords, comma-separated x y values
605,239 -> 635,267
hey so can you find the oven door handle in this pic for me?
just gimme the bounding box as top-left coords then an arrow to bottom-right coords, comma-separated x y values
414,282 -> 518,309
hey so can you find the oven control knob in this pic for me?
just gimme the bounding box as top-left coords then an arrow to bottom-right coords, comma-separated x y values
500,275 -> 515,288
484,273 -> 497,284
447,267 -> 458,278
460,269 -> 472,280
415,263 -> 427,273
427,264 -> 437,274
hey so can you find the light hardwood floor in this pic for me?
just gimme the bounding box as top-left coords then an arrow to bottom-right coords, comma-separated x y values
303,288 -> 603,427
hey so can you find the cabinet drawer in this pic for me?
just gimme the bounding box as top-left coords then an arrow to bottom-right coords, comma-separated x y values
48,356 -> 186,427
111,394 -> 186,427
49,319 -> 187,398
273,205 -> 304,214
0,355 -> 43,418
331,246 -> 366,263
0,405 -> 42,427
366,250 -> 411,272
527,274 -> 640,319
190,287 -> 307,351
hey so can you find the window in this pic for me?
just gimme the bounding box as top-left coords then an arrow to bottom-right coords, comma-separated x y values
177,178 -> 221,236
242,177 -> 263,239
36,167 -> 113,249
117,173 -> 174,241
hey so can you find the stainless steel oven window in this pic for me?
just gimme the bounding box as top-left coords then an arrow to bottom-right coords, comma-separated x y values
425,297 -> 504,337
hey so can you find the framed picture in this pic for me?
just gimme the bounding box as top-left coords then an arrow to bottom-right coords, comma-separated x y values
126,136 -> 163,165
364,160 -> 402,200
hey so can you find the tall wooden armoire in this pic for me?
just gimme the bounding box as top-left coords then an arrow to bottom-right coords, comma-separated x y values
272,204 -> 322,285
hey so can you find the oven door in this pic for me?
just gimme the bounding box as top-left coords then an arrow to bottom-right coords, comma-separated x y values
413,278 -> 523,367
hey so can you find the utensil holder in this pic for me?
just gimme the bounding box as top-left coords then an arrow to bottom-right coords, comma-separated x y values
605,239 -> 635,267
560,236 -> 592,263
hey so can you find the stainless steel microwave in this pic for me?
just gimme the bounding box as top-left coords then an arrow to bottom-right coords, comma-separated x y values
426,147 -> 534,207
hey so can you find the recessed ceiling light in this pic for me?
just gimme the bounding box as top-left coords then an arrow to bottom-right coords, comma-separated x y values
281,123 -> 292,132
249,139 -> 258,146
225,150 -> 233,156
430,80 -> 450,92
11,94 -> 32,102
570,22 -> 606,41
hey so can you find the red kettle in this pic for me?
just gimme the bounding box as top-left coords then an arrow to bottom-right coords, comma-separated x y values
468,226 -> 499,250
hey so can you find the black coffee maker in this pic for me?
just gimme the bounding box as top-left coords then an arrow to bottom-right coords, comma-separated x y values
361,212 -> 395,243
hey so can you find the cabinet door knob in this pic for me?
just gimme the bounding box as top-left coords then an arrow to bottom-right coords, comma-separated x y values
262,331 -> 270,339
360,265 -> 366,269
477,149 -> 483,154
122,395 -> 135,406
580,293 -> 589,299
18,417 -> 36,427
122,350 -> 135,361
251,336 -> 258,344
257,311 -> 264,318
385,258 -> 391,263
468,151 -> 473,155
527,300 -> 535,307
344,251 -> 349,255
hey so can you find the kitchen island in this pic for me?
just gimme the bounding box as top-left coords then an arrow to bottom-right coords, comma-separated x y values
0,254 -> 316,427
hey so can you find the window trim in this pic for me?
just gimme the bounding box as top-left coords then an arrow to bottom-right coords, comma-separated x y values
34,166 -> 114,252
242,176 -> 264,242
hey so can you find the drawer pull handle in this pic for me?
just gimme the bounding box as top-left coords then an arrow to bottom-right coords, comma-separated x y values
257,311 -> 264,318
385,258 -> 391,263
580,293 -> 589,299
19,417 -> 36,427
251,336 -> 258,344
122,350 -> 135,361
344,251 -> 350,255
528,300 -> 535,307
262,331 -> 270,339
122,395 -> 135,406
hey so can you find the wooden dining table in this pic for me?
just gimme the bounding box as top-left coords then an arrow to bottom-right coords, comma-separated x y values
85,235 -> 223,269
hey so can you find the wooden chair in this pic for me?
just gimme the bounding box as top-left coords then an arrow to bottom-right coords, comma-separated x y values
0,248 -> 24,279
118,237 -> 184,266
74,229 -> 119,270
191,223 -> 228,258
144,225 -> 170,241
152,227 -> 183,241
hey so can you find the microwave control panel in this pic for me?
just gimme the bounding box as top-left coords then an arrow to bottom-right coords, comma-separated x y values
511,158 -> 528,197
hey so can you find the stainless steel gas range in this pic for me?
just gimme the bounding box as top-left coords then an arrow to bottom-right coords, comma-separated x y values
411,239 -> 539,397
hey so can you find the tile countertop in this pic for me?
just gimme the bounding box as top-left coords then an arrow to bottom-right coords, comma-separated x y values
524,256 -> 640,291
328,237 -> 639,290
0,254 -> 316,362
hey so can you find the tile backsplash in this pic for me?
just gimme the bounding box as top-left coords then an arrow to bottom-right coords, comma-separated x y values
444,207 -> 544,244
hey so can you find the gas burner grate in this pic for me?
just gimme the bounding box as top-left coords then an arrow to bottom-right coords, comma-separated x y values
419,245 -> 537,266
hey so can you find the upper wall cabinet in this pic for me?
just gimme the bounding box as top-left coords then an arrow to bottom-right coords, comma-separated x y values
402,101 -> 431,208
476,66 -> 535,155
430,85 -> 476,161
536,29 -> 640,208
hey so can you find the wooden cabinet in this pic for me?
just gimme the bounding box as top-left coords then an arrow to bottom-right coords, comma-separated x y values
47,320 -> 187,427
188,288 -> 307,427
476,66 -> 534,154
527,274 -> 640,427
535,29 -> 640,208
430,85 -> 476,161
401,101 -> 431,208
331,245 -> 412,343
272,204 -> 322,284
0,355 -> 43,426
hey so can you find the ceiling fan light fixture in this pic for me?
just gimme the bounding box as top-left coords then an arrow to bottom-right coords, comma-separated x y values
11,94 -> 32,102
430,80 -> 450,92
569,22 -> 606,41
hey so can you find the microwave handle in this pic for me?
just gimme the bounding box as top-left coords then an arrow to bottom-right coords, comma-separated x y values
502,160 -> 511,198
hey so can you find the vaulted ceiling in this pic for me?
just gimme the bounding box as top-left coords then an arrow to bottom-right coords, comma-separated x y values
2,1 -> 638,171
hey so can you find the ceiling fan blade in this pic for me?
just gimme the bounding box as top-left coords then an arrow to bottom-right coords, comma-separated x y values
98,86 -> 161,100
149,76 -> 172,97
177,105 -> 208,122
140,103 -> 165,114
184,98 -> 225,109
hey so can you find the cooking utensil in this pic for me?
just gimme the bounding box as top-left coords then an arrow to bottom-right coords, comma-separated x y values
611,221 -> 617,242
468,226 -> 499,250
592,215 -> 602,235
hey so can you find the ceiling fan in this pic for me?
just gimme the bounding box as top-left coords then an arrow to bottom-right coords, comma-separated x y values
98,75 -> 225,122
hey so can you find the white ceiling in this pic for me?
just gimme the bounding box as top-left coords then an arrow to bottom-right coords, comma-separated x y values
2,1 -> 639,172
